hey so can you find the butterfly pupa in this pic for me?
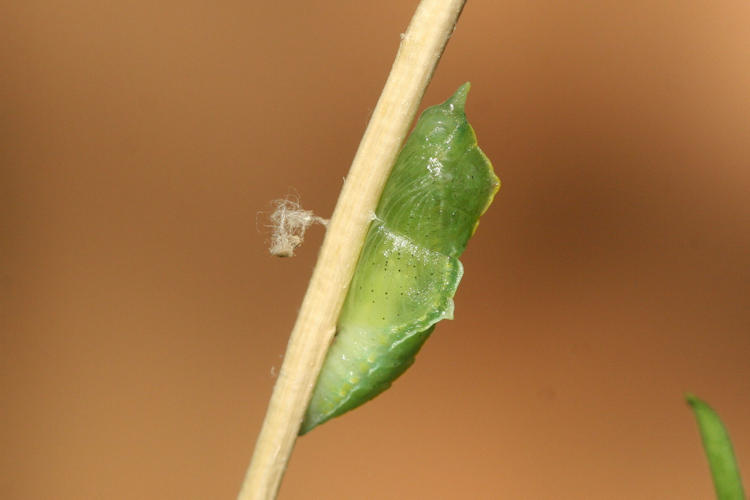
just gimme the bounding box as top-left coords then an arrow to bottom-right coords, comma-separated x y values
301,83 -> 500,434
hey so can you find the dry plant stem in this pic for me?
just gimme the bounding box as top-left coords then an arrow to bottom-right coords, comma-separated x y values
238,1 -> 467,499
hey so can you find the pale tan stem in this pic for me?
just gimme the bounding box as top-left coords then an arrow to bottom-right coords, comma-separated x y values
238,1 -> 467,498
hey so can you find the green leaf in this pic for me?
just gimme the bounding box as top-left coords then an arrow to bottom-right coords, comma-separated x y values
687,394 -> 746,500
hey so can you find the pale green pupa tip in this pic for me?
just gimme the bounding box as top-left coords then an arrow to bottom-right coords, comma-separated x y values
446,81 -> 471,112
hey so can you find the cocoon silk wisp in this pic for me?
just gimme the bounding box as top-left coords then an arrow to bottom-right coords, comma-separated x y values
301,83 -> 500,434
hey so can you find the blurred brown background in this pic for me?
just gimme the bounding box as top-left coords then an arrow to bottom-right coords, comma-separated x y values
2,1 -> 749,498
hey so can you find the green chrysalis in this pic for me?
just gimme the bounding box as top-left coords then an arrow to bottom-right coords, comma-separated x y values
301,83 -> 500,434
